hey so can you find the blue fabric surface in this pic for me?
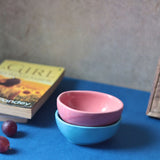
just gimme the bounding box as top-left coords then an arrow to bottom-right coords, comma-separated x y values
0,77 -> 159,160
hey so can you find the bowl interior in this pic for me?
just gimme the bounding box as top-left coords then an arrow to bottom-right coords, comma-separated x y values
59,91 -> 123,113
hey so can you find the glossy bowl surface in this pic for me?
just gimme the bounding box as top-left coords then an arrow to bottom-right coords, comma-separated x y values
57,90 -> 123,126
55,110 -> 120,145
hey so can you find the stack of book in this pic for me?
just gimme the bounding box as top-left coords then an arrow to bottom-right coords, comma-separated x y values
0,60 -> 65,123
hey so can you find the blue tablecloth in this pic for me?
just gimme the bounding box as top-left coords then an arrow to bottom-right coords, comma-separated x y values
0,77 -> 159,160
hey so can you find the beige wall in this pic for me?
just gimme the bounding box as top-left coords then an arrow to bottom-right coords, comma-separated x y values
0,0 -> 160,91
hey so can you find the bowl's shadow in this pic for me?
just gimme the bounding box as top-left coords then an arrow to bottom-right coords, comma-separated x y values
83,123 -> 156,150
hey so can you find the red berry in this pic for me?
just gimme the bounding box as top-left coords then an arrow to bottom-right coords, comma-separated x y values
0,136 -> 10,153
2,120 -> 17,137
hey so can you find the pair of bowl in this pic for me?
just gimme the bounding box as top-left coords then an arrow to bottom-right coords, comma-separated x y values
55,90 -> 123,145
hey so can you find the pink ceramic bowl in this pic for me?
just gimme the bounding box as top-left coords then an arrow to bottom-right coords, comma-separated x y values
57,90 -> 123,127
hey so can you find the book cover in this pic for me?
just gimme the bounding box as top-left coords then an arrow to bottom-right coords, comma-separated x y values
0,60 -> 65,119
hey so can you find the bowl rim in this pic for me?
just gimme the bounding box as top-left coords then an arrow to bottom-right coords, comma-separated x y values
57,90 -> 124,115
55,110 -> 121,129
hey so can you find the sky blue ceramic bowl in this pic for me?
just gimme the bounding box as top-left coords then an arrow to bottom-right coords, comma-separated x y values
55,110 -> 121,145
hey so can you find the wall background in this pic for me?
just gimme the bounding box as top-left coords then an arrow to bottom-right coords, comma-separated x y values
0,0 -> 160,91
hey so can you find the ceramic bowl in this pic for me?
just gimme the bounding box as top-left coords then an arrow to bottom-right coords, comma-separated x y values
57,90 -> 123,126
55,110 -> 120,145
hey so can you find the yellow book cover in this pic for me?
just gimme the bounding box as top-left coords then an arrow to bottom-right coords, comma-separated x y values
0,60 -> 65,119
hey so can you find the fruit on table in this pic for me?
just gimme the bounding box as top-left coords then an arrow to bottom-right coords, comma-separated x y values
2,120 -> 17,137
0,136 -> 10,153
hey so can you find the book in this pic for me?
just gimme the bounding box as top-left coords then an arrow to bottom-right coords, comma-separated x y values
0,59 -> 65,121
0,113 -> 28,123
146,58 -> 160,118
